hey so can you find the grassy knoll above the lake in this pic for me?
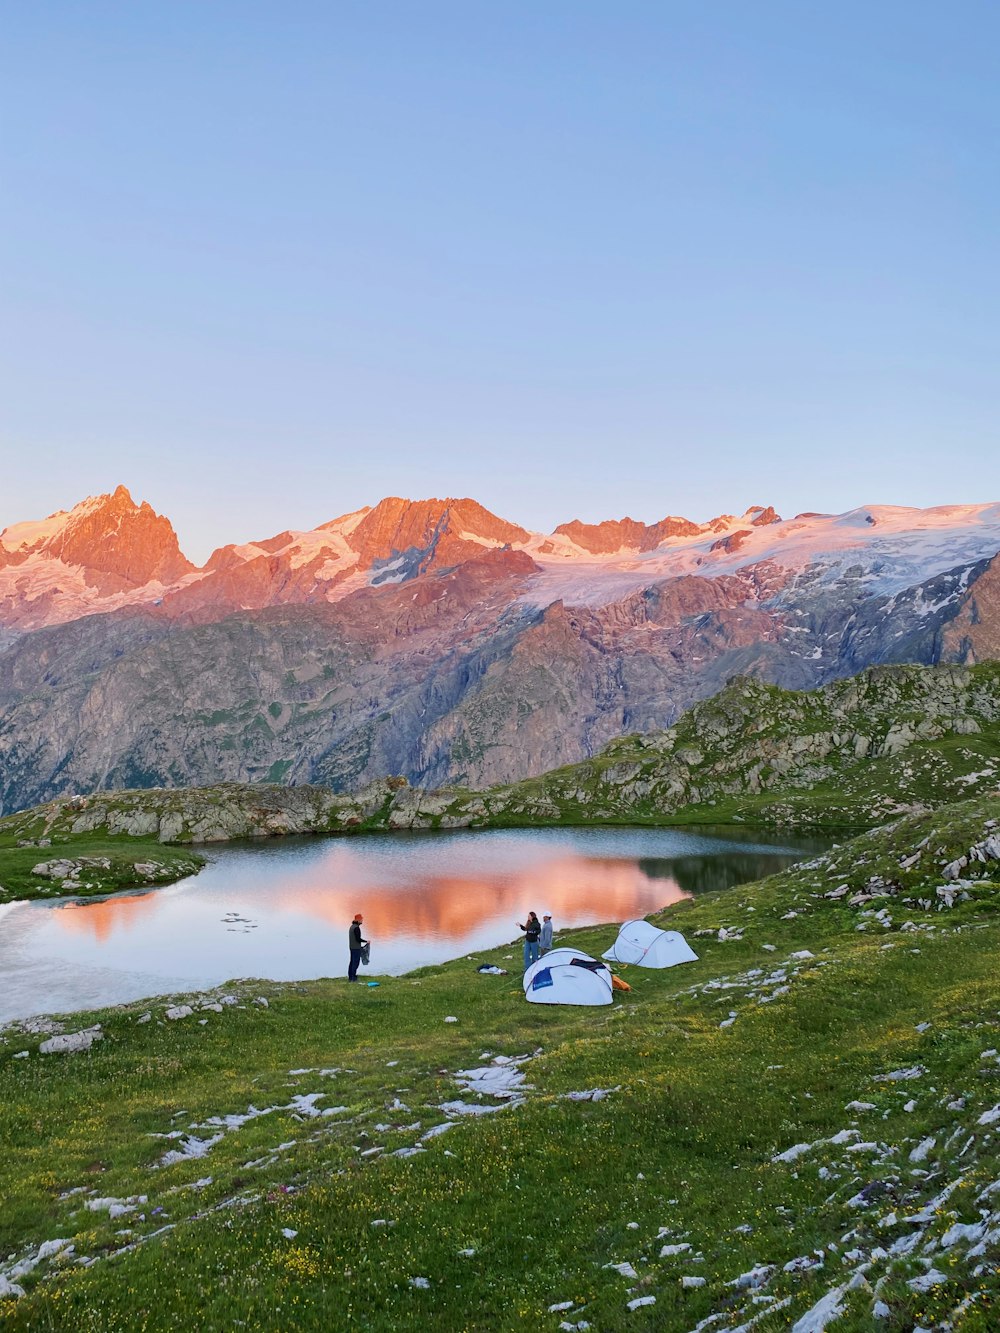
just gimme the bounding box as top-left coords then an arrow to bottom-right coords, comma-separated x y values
0,824 -> 204,906
2,797 -> 999,1331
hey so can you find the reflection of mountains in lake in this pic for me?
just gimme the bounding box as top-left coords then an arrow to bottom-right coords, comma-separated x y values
46,829 -> 831,952
637,851 -> 800,894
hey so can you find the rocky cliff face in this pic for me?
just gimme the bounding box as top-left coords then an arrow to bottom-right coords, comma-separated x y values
939,552 -> 1000,664
1,490 -> 999,813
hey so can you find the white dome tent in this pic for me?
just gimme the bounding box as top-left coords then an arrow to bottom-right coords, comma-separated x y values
602,920 -> 698,970
523,948 -> 614,1006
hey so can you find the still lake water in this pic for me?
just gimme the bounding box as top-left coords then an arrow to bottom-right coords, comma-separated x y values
0,825 -> 829,1022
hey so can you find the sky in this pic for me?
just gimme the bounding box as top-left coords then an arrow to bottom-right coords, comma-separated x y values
2,1 -> 999,563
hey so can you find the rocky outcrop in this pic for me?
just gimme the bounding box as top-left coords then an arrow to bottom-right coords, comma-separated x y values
5,781 -> 384,844
940,552 -> 1000,664
553,506 -> 781,555
553,514 -> 702,553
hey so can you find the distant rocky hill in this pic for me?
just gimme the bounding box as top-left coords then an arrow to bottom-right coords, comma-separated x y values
1,488 -> 1000,814
6,663 -> 999,856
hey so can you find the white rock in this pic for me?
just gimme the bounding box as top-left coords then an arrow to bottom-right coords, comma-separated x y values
160,1133 -> 224,1166
626,1296 -> 655,1310
438,1100 -> 508,1117
773,1143 -> 811,1164
39,1026 -> 102,1054
444,1016 -> 458,1023
421,1123 -> 455,1140
680,1275 -> 706,1289
165,1006 -> 193,1021
940,1220 -> 985,1248
977,1104 -> 1000,1126
791,1283 -> 847,1332
660,1243 -> 691,1257
33,1238 -> 73,1263
604,1261 -> 638,1278
783,1255 -> 822,1273
728,1264 -> 773,1290
908,1269 -> 947,1293
908,1136 -> 935,1162
408,1276 -> 430,1288
281,1228 -> 298,1239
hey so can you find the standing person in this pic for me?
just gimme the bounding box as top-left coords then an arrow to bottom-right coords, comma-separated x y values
518,911 -> 542,971
540,912 -> 554,955
348,913 -> 368,982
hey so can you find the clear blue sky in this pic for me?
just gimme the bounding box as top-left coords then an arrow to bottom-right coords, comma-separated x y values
2,1 -> 999,562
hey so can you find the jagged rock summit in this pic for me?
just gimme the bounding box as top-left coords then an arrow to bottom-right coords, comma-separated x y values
0,486 -> 195,627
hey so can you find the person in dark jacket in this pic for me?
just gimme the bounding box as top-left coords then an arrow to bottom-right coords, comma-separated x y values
518,911 -> 542,971
348,913 -> 369,982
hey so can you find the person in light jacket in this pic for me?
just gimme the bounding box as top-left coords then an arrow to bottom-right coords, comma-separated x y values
540,912 -> 554,954
348,913 -> 369,982
518,911 -> 541,971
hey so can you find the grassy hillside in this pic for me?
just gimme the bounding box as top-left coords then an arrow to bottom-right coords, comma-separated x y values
460,662 -> 1000,831
2,796 -> 999,1330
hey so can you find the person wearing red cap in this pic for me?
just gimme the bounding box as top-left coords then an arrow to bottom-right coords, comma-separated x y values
348,913 -> 369,982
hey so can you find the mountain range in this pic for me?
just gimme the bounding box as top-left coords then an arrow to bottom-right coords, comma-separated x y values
1,486 -> 999,814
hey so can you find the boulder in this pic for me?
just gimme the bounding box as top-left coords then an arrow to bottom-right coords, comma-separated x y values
39,1025 -> 102,1054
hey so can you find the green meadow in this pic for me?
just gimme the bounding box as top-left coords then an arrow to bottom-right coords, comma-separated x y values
2,796 -> 999,1330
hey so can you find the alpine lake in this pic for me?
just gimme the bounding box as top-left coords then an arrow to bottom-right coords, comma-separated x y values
0,823 -> 835,1022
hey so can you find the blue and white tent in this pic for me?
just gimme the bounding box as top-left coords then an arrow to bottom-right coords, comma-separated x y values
523,948 -> 614,1006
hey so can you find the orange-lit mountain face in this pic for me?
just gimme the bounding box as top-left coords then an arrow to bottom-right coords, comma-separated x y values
0,488 -> 775,630
1,488 -> 999,813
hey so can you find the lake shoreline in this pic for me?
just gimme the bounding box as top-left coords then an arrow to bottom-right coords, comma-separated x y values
0,824 -> 826,1023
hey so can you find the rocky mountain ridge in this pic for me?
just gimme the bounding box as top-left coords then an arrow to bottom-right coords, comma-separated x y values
2,489 -> 1000,813
5,487 -> 1000,633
